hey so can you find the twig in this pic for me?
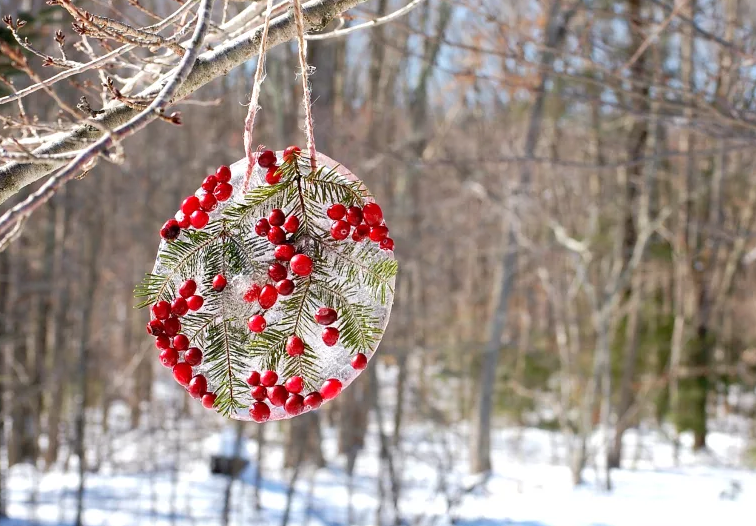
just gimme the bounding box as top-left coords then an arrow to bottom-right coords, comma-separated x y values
306,0 -> 425,40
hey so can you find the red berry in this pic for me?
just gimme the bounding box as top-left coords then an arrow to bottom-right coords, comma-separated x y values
216,165 -> 232,183
159,348 -> 178,368
250,402 -> 271,422
276,279 -> 295,296
261,370 -> 278,387
247,371 -> 261,386
202,392 -> 217,409
352,224 -> 370,241
315,307 -> 338,326
322,327 -> 339,346
303,392 -> 323,410
173,362 -> 193,385
268,208 -> 285,227
163,316 -> 181,337
184,347 -> 203,366
330,220 -> 350,240
175,211 -> 190,229
187,375 -> 208,399
267,226 -> 286,245
351,353 -> 368,370
258,285 -> 278,309
284,215 -> 300,233
320,378 -> 342,400
212,274 -> 227,292
173,334 -> 189,351
155,335 -> 171,350
248,314 -> 267,333
327,204 -> 346,220
268,262 -> 288,282
171,297 -> 188,317
275,244 -> 296,261
283,145 -> 301,162
362,203 -> 383,226
187,295 -> 204,311
346,206 -> 363,226
190,210 -> 209,229
267,385 -> 288,407
265,166 -> 282,185
181,196 -> 201,216
285,394 -> 305,416
147,319 -> 164,336
369,226 -> 389,242
201,174 -> 218,192
243,284 -> 261,303
152,300 -> 171,320
285,376 -> 304,394
251,385 -> 267,401
199,191 -> 218,212
290,254 -> 313,277
160,219 -> 181,240
258,150 -> 277,168
380,237 -> 395,251
286,335 -> 305,357
255,218 -> 271,236
179,279 -> 197,298
214,182 -> 233,202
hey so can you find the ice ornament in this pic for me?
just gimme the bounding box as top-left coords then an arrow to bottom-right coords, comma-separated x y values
136,150 -> 397,421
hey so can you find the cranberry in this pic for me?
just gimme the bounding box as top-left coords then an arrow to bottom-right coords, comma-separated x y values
351,353 -> 368,370
362,203 -> 383,226
255,218 -> 271,236
163,316 -> 181,337
214,182 -> 233,202
199,191 -> 217,212
327,204 -> 346,220
212,274 -> 227,292
315,307 -> 338,326
258,150 -> 277,168
320,378 -> 342,400
267,385 -> 288,407
303,392 -> 323,410
286,335 -> 305,357
369,226 -> 389,242
184,347 -> 203,366
190,210 -> 209,229
285,376 -> 304,394
175,211 -> 190,229
181,196 -> 201,216
267,226 -> 286,245
276,279 -> 295,296
258,285 -> 278,309
243,284 -> 261,303
265,166 -> 282,185
146,319 -> 164,336
187,295 -> 204,311
251,385 -> 267,401
152,300 -> 171,320
346,206 -> 363,226
171,297 -> 188,317
250,401 -> 271,422
160,219 -> 181,240
330,220 -> 350,240
159,348 -> 178,367
172,362 -> 192,385
283,145 -> 301,162
260,370 -> 278,387
268,208 -> 285,227
284,215 -> 299,233
173,334 -> 189,351
274,244 -> 296,261
216,165 -> 231,183
268,262 -> 288,282
155,335 -> 171,350
380,237 -> 395,251
285,394 -> 305,415
322,327 -> 339,346
290,254 -> 313,276
201,174 -> 218,192
352,224 -> 370,241
247,371 -> 261,386
248,314 -> 267,333
179,279 -> 197,298
187,375 -> 208,399
202,392 -> 217,409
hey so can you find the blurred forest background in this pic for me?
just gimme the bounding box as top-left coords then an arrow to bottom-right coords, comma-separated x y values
2,0 -> 756,525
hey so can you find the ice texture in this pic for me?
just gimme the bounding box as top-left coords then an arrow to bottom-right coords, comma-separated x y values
152,152 -> 396,421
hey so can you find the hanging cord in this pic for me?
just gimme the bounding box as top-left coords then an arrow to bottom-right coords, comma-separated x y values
291,0 -> 317,170
243,0 -> 275,191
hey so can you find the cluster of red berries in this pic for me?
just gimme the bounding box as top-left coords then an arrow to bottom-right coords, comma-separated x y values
327,202 -> 393,251
258,146 -> 301,185
148,278 -> 217,409
246,369 -> 342,422
160,165 -> 234,241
